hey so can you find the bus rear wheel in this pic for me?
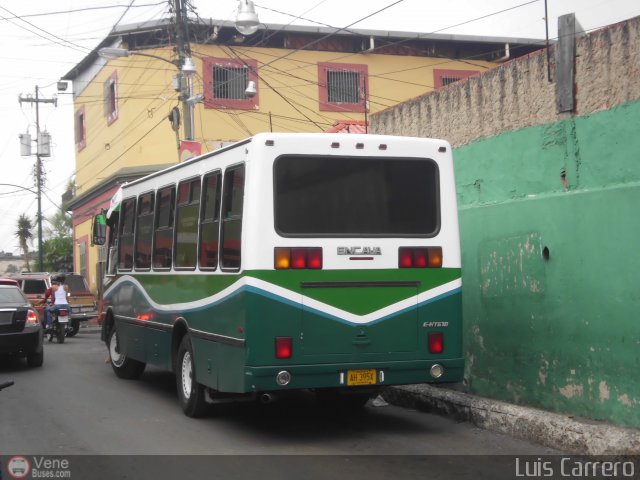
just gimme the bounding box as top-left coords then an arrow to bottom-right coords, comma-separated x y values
108,325 -> 145,379
176,336 -> 209,418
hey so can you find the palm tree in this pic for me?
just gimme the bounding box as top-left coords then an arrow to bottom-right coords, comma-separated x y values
15,214 -> 34,272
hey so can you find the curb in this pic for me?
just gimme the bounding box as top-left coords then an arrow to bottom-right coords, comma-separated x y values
382,384 -> 640,455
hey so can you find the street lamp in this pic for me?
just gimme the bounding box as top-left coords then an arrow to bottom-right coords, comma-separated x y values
235,0 -> 260,35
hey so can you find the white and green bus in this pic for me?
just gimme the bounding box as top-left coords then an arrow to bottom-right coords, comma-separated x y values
92,132 -> 463,417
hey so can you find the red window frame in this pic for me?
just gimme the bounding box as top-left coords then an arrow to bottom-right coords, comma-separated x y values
74,105 -> 86,151
433,69 -> 479,89
202,57 -> 259,110
104,70 -> 118,125
318,62 -> 368,113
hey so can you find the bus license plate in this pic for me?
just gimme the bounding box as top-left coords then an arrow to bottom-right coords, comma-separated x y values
347,369 -> 376,386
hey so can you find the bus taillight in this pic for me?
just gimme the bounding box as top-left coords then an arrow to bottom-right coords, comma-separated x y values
274,247 -> 322,269
398,247 -> 443,268
275,337 -> 293,359
291,248 -> 307,269
428,332 -> 444,353
306,248 -> 322,269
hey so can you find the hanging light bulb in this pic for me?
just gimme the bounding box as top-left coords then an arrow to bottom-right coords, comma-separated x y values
235,0 -> 259,36
245,81 -> 257,98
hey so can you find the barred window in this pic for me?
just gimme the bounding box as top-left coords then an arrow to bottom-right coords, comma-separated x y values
214,66 -> 248,100
74,106 -> 86,151
327,70 -> 360,104
441,76 -> 463,87
433,69 -> 478,89
203,57 -> 259,110
318,62 -> 367,113
104,71 -> 118,125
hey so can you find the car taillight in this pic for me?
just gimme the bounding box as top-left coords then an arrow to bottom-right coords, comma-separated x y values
398,247 -> 443,268
275,337 -> 292,359
26,309 -> 39,326
428,332 -> 444,353
274,247 -> 322,270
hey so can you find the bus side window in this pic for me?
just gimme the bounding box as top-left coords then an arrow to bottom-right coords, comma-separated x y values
153,186 -> 176,270
199,171 -> 222,270
175,178 -> 200,269
135,192 -> 154,270
220,165 -> 245,270
106,213 -> 119,275
118,198 -> 136,271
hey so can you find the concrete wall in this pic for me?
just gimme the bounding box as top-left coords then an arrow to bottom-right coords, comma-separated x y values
371,16 -> 640,427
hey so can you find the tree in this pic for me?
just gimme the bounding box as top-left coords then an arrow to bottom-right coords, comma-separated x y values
43,237 -> 73,272
43,207 -> 73,272
45,207 -> 72,238
15,214 -> 33,272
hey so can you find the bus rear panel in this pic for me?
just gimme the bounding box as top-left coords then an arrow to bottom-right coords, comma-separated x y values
99,133 -> 462,407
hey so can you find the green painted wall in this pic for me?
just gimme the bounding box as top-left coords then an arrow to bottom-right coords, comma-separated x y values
454,99 -> 640,427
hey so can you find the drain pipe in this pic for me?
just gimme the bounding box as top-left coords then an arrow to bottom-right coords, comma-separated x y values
364,36 -> 375,53
495,43 -> 510,63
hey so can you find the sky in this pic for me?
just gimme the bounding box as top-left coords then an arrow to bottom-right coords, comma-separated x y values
0,0 -> 638,255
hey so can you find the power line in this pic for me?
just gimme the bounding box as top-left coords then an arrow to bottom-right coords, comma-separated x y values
0,2 -> 167,20
110,0 -> 137,33
0,5 -> 91,55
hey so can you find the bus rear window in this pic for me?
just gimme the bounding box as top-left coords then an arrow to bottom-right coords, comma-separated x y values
274,156 -> 439,236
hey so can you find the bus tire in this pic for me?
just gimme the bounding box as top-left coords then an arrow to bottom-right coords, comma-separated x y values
176,335 -> 209,418
108,325 -> 145,380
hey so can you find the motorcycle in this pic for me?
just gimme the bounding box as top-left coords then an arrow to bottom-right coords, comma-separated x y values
44,303 -> 71,344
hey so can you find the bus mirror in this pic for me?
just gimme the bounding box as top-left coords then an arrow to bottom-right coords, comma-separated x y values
92,213 -> 107,246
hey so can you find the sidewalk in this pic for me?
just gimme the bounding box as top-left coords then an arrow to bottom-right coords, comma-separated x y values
382,384 -> 640,455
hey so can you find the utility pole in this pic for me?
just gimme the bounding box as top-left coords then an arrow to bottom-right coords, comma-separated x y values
173,0 -> 195,141
18,86 -> 56,272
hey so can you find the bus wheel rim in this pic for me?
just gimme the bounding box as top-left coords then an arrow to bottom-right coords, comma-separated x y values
110,332 -> 125,367
181,351 -> 193,399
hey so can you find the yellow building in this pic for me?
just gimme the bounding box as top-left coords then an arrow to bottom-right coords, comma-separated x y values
61,18 -> 541,292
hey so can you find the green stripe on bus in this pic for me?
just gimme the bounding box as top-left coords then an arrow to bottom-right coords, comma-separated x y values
118,268 -> 461,316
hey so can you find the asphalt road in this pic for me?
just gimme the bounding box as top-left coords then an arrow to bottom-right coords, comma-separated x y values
0,331 -> 561,479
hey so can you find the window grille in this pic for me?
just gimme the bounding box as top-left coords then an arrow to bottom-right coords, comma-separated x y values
441,76 -> 463,87
104,71 -> 118,125
74,107 -> 86,150
327,70 -> 360,103
213,66 -> 248,100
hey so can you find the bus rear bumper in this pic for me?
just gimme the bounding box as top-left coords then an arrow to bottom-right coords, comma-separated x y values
244,358 -> 464,393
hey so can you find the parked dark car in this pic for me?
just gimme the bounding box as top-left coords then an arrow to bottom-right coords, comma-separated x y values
0,285 -> 43,367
